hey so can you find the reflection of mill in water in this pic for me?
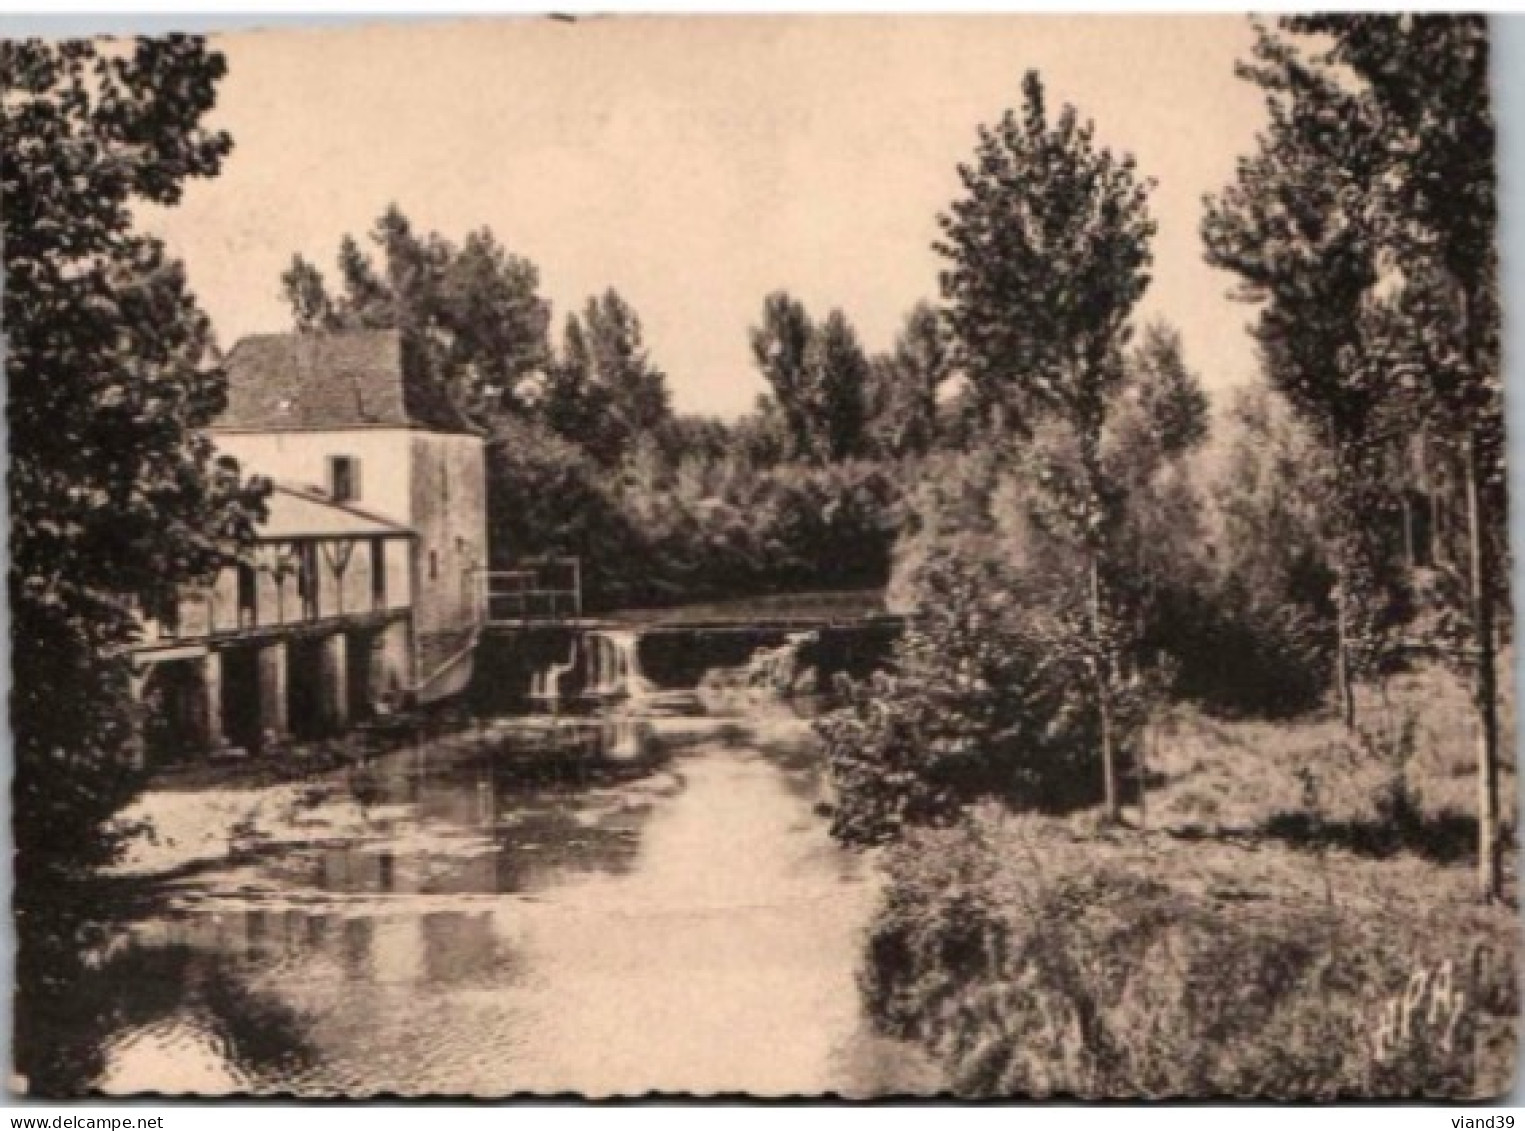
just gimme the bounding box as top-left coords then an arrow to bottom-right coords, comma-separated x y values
530,629 -> 653,703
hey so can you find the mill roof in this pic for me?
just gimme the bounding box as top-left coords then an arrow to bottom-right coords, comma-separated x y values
218,329 -> 467,433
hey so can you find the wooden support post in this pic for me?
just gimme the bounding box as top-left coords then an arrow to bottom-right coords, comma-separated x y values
320,633 -> 350,732
201,651 -> 225,754
257,641 -> 289,747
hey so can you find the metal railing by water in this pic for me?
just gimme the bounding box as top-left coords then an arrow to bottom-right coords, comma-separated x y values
475,557 -> 583,626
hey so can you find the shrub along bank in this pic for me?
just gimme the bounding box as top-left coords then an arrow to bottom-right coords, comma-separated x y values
852,671 -> 1518,1099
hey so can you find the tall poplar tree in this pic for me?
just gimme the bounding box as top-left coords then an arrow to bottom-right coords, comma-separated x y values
1204,15 -> 1507,898
936,70 -> 1157,823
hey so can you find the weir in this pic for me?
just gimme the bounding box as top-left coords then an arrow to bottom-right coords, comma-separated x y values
528,628 -> 655,703
585,630 -> 654,699
476,610 -> 902,716
530,639 -> 579,702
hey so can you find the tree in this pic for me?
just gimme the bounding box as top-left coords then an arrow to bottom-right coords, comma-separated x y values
1123,323 -> 1209,461
936,70 -> 1157,823
750,291 -> 818,461
281,255 -> 336,331
1306,15 -> 1506,899
867,301 -> 951,459
1105,323 -> 1212,671
537,292 -> 674,468
282,206 -> 552,426
1204,16 -> 1506,897
806,309 -> 871,463
1191,384 -> 1340,716
482,415 -> 649,610
748,294 -> 871,464
821,552 -> 1099,846
539,312 -> 619,461
581,289 -> 673,457
3,37 -> 267,882
938,72 -> 1156,438
1202,20 -> 1399,731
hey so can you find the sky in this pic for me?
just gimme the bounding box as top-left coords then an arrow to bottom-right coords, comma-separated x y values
144,15 -> 1270,419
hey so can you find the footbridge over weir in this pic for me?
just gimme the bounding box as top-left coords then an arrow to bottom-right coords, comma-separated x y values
475,562 -> 904,636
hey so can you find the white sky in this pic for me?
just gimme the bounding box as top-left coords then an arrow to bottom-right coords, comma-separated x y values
143,15 -> 1269,418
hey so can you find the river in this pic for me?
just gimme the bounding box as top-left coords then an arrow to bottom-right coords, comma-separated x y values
19,670 -> 939,1098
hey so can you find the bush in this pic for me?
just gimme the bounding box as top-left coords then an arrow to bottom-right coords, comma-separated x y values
818,553 -> 1102,846
863,814 -> 1518,1099
1146,583 -> 1332,718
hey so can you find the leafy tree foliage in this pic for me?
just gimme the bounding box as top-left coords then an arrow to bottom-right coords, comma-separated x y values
821,553 -> 1100,846
3,37 -> 267,880
806,310 -> 871,462
937,69 -> 1158,821
539,313 -> 620,461
865,301 -> 951,459
484,416 -> 649,607
749,294 -> 872,464
1203,15 -> 1507,896
282,205 -> 552,426
852,335 -> 1209,845
488,410 -> 902,612
1122,323 -> 1209,461
1177,386 -> 1339,716
937,71 -> 1156,436
1201,20 -> 1404,727
546,289 -> 674,467
749,292 -> 818,461
1101,324 -> 1212,683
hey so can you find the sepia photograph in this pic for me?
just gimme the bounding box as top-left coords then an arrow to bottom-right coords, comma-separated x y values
2,11 -> 1518,1101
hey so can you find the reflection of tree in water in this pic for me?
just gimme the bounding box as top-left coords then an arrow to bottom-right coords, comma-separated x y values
252,762 -> 665,900
343,728 -> 678,894
16,884 -> 319,1097
15,887 -> 130,1096
731,722 -> 829,805
484,795 -> 653,893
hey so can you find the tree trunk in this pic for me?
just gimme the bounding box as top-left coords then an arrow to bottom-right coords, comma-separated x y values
1334,573 -> 1355,731
1324,424 -> 1357,731
1401,493 -> 1415,570
1091,551 -> 1119,824
1464,433 -> 1503,902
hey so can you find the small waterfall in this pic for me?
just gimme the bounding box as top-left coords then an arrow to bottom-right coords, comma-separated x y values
747,632 -> 815,691
584,629 -> 654,699
530,639 -> 579,703
696,630 -> 819,703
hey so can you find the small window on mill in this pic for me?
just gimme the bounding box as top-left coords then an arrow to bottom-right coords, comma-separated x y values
329,455 -> 360,503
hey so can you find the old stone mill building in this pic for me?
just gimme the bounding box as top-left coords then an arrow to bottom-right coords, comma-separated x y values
129,329 -> 488,762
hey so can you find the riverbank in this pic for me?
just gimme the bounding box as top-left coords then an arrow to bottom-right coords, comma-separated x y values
859,665 -> 1519,1099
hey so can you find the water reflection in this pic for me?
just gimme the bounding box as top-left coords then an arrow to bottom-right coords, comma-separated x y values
17,691 -> 940,1097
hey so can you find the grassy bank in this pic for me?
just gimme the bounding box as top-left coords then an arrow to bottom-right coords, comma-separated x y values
861,665 -> 1519,1099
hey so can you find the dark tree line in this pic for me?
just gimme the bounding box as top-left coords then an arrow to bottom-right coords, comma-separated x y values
281,208 -> 959,610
